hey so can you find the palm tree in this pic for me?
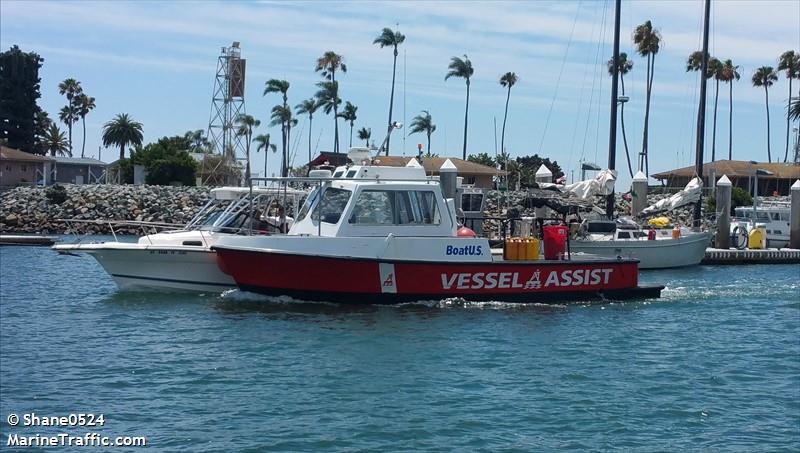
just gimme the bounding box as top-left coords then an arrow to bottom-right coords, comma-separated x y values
314,81 -> 342,154
315,51 -> 347,153
184,129 -> 211,153
42,124 -> 70,157
270,105 -> 295,177
632,20 -> 661,175
778,50 -> 800,162
373,27 -> 406,155
295,98 -> 319,163
264,79 -> 290,172
101,113 -> 143,161
790,97 -> 800,120
499,71 -> 518,161
445,55 -> 474,160
607,54 -> 634,176
752,66 -> 779,162
708,57 -> 723,162
338,101 -> 358,148
719,59 -> 741,160
357,127 -> 371,147
409,110 -> 437,156
58,78 -> 82,155
235,114 -> 260,185
254,133 -> 277,179
75,93 -> 96,158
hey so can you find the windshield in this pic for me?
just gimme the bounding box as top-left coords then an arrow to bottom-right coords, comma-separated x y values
311,187 -> 351,224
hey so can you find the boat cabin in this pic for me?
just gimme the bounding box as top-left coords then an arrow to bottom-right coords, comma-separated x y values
290,165 -> 458,238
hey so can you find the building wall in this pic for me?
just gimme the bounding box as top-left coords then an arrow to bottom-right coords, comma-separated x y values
471,174 -> 494,189
53,165 -> 105,184
0,161 -> 44,186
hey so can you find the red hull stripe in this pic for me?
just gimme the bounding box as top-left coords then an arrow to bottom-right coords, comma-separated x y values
215,248 -> 648,303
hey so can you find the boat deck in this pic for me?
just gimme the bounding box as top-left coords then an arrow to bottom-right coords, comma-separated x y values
0,235 -> 59,246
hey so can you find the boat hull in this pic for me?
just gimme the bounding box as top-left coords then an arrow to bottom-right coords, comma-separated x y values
570,232 -> 711,269
56,244 -> 236,292
214,247 -> 662,304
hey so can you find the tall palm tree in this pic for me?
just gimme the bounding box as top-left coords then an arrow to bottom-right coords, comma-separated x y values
315,51 -> 347,153
752,66 -> 779,162
777,50 -> 800,162
790,97 -> 800,121
295,98 -> 319,163
499,71 -> 518,160
314,81 -> 342,154
235,114 -> 260,184
357,127 -> 371,147
445,55 -> 474,160
338,101 -> 358,148
264,79 -> 290,173
254,134 -> 277,179
708,57 -> 723,162
409,110 -> 437,156
101,113 -> 143,161
632,20 -> 661,175
75,93 -> 96,158
42,124 -> 70,157
270,105 -> 295,177
719,59 -> 741,160
58,78 -> 82,155
607,53 -> 634,176
373,27 -> 405,155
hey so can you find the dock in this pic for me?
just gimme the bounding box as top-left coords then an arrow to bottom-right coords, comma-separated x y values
702,248 -> 800,265
0,235 -> 59,246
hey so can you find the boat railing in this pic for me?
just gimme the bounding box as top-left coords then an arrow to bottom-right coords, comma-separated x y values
57,218 -> 186,243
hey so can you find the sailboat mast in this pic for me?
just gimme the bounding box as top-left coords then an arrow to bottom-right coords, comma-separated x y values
606,0 -> 622,219
693,0 -> 711,226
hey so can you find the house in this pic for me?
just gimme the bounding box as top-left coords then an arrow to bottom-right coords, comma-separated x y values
651,160 -> 800,196
51,156 -> 107,184
0,146 -> 53,187
306,152 -> 505,189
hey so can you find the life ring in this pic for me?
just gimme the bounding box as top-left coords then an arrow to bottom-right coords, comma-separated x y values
731,225 -> 748,250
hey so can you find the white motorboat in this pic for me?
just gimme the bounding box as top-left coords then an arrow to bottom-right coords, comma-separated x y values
53,186 -> 305,292
730,202 -> 791,249
569,219 -> 711,269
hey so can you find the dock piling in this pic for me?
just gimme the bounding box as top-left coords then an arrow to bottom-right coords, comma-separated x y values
791,180 -> 800,249
715,175 -> 732,250
631,171 -> 648,217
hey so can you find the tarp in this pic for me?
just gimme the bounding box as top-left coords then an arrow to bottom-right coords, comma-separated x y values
562,169 -> 616,199
641,176 -> 702,215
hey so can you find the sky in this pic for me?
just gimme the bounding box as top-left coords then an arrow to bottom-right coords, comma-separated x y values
2,0 -> 799,188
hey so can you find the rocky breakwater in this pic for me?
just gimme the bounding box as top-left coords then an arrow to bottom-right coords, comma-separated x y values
0,184 -> 211,234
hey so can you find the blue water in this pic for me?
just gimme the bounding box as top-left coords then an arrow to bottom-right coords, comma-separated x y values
1,239 -> 799,451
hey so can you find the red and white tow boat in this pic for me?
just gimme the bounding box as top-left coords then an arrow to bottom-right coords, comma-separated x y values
213,156 -> 663,304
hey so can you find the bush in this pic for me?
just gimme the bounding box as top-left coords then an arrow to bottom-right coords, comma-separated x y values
706,186 -> 753,216
131,137 -> 197,186
45,184 -> 67,204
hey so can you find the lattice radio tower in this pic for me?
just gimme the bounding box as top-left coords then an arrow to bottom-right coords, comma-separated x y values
204,42 -> 247,185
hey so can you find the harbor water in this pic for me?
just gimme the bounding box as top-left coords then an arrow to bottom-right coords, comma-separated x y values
1,239 -> 798,451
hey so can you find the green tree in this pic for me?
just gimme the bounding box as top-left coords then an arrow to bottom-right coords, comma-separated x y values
752,66 -> 778,162
42,123 -> 69,156
409,110 -> 436,156
270,105 -> 296,177
183,129 -> 211,153
102,113 -> 143,160
130,136 -> 197,186
338,101 -> 358,148
499,71 -> 517,159
719,59 -> 740,160
632,20 -> 661,175
777,50 -> 800,162
315,51 -> 346,153
708,57 -> 723,162
263,79 -> 290,174
0,46 -> 46,154
254,133 -> 277,178
75,93 -> 95,158
314,80 -> 342,154
515,154 -> 563,187
445,55 -> 474,160
607,53 -> 634,176
373,27 -> 405,155
235,114 -> 260,184
790,96 -> 800,121
295,98 -> 319,163
357,127 -> 371,147
467,152 -> 495,168
57,78 -> 82,155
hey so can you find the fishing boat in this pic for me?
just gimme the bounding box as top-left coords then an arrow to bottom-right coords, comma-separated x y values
212,160 -> 663,304
53,186 -> 305,292
730,202 -> 791,249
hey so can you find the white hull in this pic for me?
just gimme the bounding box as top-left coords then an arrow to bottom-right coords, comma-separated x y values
570,232 -> 711,269
57,243 -> 235,292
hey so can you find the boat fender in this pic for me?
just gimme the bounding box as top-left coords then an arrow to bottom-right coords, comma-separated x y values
647,229 -> 656,241
457,226 -> 477,238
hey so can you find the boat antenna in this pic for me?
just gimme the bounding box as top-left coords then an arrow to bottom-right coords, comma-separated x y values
693,0 -> 711,228
605,0 -> 621,219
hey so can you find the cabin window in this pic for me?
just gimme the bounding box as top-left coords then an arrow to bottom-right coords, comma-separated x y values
312,187 -> 351,224
461,193 -> 484,212
349,190 -> 441,225
756,212 -> 769,221
346,170 -> 358,178
333,171 -> 344,178
618,231 -> 631,239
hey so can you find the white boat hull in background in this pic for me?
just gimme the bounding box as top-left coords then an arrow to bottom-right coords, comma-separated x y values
570,232 -> 711,269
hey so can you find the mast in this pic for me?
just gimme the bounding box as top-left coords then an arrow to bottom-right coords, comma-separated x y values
606,0 -> 621,218
693,0 -> 711,226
